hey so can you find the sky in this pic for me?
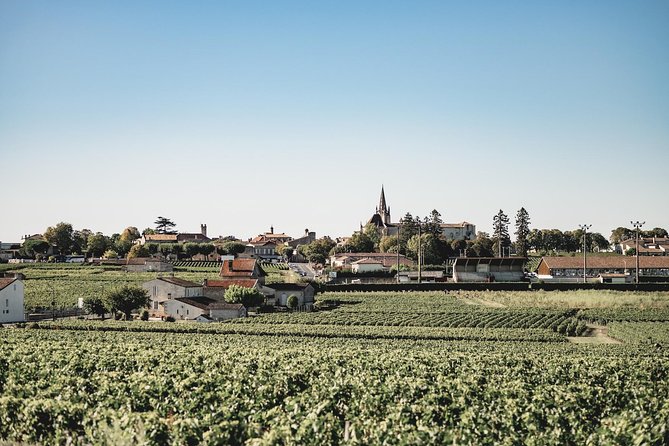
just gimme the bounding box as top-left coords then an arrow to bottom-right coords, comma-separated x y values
1,0 -> 668,242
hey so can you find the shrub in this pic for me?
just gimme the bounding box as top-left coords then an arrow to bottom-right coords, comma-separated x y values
140,310 -> 149,321
166,316 -> 176,322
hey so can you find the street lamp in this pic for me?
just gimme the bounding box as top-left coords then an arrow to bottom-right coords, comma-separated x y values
631,221 -> 645,284
578,224 -> 591,283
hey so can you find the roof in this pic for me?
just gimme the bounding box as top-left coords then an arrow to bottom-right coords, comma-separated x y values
204,279 -> 258,289
173,296 -> 217,310
266,282 -> 312,291
454,257 -> 527,266
219,259 -> 265,278
440,222 -> 473,228
538,256 -> 669,270
144,234 -> 179,242
157,277 -> 201,288
0,278 -> 18,291
352,258 -> 385,265
209,302 -> 246,310
332,252 -> 413,268
126,257 -> 168,265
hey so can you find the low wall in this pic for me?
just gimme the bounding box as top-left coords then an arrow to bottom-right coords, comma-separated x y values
324,282 -> 669,293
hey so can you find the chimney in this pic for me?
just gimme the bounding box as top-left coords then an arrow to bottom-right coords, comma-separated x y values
305,228 -> 309,236
201,224 -> 207,237
270,226 -> 274,234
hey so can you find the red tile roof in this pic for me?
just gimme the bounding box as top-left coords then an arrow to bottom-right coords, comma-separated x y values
158,277 -> 201,288
174,296 -> 217,310
219,259 -> 265,278
205,279 -> 258,289
144,234 -> 178,242
539,256 -> 669,270
0,278 -> 17,291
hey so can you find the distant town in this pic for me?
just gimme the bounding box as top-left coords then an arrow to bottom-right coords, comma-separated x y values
1,187 -> 668,286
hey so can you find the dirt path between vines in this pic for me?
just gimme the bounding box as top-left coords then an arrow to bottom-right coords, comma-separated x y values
567,324 -> 623,344
457,296 -> 506,308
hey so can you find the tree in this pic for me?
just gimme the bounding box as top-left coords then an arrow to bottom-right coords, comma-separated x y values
86,233 -> 109,258
287,294 -> 298,310
363,223 -> 381,250
468,232 -> 494,257
492,210 -> 511,256
610,227 -> 633,245
221,241 -> 247,256
115,239 -> 134,257
425,209 -> 444,238
300,237 -> 335,264
514,208 -> 531,257
20,239 -> 50,259
379,235 -> 398,253
83,295 -> 108,319
128,244 -> 149,259
397,212 -> 418,254
643,227 -> 668,238
199,243 -> 215,259
159,243 -> 173,258
71,229 -> 93,255
183,242 -> 200,260
154,217 -> 176,234
120,227 -> 141,242
590,232 -> 610,251
407,233 -> 442,264
106,286 -> 150,320
103,249 -> 119,259
44,222 -> 74,255
144,242 -> 159,256
224,284 -> 264,308
345,232 -> 375,253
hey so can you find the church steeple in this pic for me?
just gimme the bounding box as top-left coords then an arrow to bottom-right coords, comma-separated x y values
378,185 -> 391,225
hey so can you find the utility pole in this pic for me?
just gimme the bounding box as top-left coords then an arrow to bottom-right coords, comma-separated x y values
396,222 -> 400,284
578,224 -> 591,283
417,218 -> 422,284
631,221 -> 645,284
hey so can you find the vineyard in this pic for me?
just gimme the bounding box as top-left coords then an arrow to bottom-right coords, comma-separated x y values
2,268 -> 669,444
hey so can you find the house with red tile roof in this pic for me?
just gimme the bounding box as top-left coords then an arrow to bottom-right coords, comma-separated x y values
536,256 -> 669,279
219,259 -> 266,285
202,278 -> 264,300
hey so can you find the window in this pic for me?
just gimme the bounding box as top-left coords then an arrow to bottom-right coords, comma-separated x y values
153,301 -> 159,310
5,299 -> 7,307
186,309 -> 189,315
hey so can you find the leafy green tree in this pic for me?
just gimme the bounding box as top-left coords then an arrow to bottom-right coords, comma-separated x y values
159,243 -> 173,258
379,235 -> 398,253
468,232 -> 494,257
20,239 -> 50,259
407,233 -> 442,264
44,222 -> 74,255
287,294 -> 298,310
103,249 -> 119,259
643,227 -> 668,238
144,242 -> 159,256
610,227 -> 633,245
71,229 -> 93,255
106,286 -> 150,320
492,210 -> 511,256
425,209 -> 444,238
171,243 -> 183,257
221,241 -> 247,256
199,243 -> 215,259
128,244 -> 149,259
224,284 -> 264,308
514,207 -> 531,257
120,227 -> 141,242
114,239 -> 133,257
86,233 -> 109,257
83,295 -> 108,319
183,242 -> 200,259
451,239 -> 467,256
543,229 -> 564,253
363,223 -> 382,249
300,237 -> 335,264
154,217 -> 177,234
397,212 -> 418,253
345,232 -> 375,253
590,232 -> 610,251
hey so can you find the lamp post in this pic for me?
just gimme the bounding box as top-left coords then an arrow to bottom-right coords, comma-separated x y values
396,222 -> 401,284
631,221 -> 645,284
416,218 -> 422,284
578,224 -> 591,283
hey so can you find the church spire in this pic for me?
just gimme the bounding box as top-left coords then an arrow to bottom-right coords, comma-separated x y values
379,185 -> 387,213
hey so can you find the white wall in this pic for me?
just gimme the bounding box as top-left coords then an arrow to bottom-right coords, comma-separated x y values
0,280 -> 25,323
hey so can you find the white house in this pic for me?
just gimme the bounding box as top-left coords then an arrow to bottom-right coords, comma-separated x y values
142,277 -> 204,317
163,296 -> 217,320
209,303 -> 247,321
266,283 -> 315,308
0,277 -> 25,323
350,258 -> 385,273
126,258 -> 173,273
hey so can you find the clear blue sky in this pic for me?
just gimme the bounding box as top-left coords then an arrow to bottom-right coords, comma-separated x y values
1,1 -> 668,242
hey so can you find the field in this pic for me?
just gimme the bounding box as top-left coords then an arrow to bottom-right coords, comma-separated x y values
1,266 -> 669,444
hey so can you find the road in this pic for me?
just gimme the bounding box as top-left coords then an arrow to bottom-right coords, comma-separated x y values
288,262 -> 318,280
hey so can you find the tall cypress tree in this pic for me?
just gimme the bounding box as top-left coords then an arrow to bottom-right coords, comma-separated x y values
514,207 -> 531,257
492,209 -> 511,257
